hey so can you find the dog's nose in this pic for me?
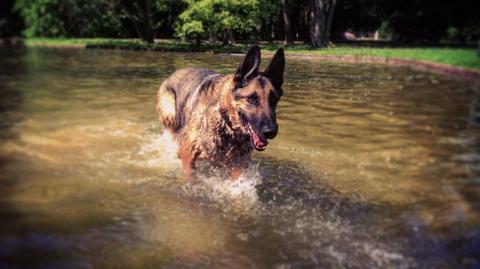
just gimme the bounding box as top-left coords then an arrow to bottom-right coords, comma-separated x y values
262,124 -> 278,139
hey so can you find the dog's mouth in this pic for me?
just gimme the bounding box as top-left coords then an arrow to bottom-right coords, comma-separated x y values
239,112 -> 268,151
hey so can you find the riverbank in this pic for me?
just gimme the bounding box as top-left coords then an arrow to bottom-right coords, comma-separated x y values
5,38 -> 480,79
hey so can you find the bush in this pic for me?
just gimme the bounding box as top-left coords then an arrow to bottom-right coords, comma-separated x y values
377,21 -> 392,40
175,0 -> 261,44
14,0 -> 125,38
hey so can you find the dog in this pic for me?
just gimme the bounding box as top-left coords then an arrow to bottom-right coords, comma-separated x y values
156,45 -> 285,180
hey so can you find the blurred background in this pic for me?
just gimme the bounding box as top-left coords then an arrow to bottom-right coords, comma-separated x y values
1,0 -> 479,47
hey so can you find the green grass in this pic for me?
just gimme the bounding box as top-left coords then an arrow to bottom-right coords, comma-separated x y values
24,38 -> 480,70
290,47 -> 480,70
24,38 -> 102,45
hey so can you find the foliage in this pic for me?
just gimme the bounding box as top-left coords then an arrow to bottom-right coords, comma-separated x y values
445,26 -> 460,42
6,0 -> 480,45
15,0 -> 66,37
381,0 -> 480,43
175,0 -> 262,44
377,21 -> 392,40
14,0 -> 124,37
113,0 -> 180,43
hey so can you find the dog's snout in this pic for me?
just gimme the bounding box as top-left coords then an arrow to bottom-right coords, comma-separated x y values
262,123 -> 278,139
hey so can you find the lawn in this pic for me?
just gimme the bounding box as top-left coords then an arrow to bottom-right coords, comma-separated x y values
292,47 -> 479,70
23,38 -> 480,71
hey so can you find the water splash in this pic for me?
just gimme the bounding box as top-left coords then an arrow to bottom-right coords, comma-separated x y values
137,130 -> 181,169
187,165 -> 261,205
137,130 -> 260,209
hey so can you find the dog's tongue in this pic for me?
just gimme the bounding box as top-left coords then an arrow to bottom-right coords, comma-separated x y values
250,125 -> 267,149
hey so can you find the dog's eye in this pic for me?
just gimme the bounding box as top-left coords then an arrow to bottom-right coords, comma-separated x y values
246,93 -> 258,105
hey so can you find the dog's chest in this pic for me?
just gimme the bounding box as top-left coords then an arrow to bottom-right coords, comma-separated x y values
194,119 -> 251,164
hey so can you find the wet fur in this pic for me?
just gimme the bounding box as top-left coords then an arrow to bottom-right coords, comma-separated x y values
156,46 -> 285,180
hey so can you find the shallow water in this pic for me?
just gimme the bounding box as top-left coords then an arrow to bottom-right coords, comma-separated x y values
0,47 -> 479,268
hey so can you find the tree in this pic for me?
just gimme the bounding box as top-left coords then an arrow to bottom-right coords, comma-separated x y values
10,0 -> 478,45
324,0 -> 336,43
14,0 -> 176,42
15,0 -> 70,37
14,0 -> 124,38
308,0 -> 336,48
176,0 -> 261,45
282,0 -> 293,46
114,0 -> 171,43
105,0 -> 178,43
257,0 -> 281,42
381,0 -> 480,43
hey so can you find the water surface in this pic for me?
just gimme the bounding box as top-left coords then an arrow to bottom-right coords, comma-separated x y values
1,47 -> 479,268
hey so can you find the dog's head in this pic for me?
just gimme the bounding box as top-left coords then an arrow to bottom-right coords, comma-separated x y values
222,45 -> 285,151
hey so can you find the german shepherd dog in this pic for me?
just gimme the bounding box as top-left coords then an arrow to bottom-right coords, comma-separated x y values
156,45 -> 285,180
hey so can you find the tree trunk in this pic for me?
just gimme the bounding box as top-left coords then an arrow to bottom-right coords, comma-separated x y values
195,34 -> 201,46
223,29 -> 235,46
140,0 -> 154,43
208,29 -> 216,43
223,30 -> 228,45
142,27 -> 155,44
119,0 -> 155,44
309,0 -> 325,48
282,0 -> 293,46
270,13 -> 275,43
260,21 -> 269,42
324,0 -> 336,44
298,2 -> 309,41
228,29 -> 235,45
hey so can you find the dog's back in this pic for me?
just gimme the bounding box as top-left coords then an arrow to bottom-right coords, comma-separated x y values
156,67 -> 218,132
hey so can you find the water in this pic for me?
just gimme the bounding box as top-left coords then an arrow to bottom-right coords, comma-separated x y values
0,47 -> 479,268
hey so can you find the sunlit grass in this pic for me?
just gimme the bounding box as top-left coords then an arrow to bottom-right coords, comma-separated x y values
290,47 -> 479,70
24,38 -> 480,70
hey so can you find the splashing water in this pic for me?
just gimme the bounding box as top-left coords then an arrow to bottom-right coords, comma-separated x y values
137,129 -> 260,208
137,130 -> 181,169
183,165 -> 261,208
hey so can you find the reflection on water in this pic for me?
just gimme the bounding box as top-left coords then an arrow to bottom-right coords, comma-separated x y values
0,47 -> 479,268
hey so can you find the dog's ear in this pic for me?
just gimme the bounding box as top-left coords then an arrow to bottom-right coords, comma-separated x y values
263,48 -> 285,89
234,45 -> 261,88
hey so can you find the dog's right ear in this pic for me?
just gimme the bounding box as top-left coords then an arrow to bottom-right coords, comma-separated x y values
263,48 -> 285,89
234,45 -> 261,88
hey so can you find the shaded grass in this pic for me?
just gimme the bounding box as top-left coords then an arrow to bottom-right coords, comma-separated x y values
24,38 -> 480,70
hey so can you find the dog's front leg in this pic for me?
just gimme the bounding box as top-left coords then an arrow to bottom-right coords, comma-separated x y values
178,143 -> 199,180
229,166 -> 244,181
228,156 -> 250,180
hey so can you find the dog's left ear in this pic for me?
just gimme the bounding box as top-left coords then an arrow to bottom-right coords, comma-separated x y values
234,45 -> 261,88
263,48 -> 285,89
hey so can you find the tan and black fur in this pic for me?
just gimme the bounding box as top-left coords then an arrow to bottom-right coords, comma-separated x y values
156,45 -> 285,180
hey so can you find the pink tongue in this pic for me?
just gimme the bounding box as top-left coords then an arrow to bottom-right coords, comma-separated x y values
251,128 -> 266,147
